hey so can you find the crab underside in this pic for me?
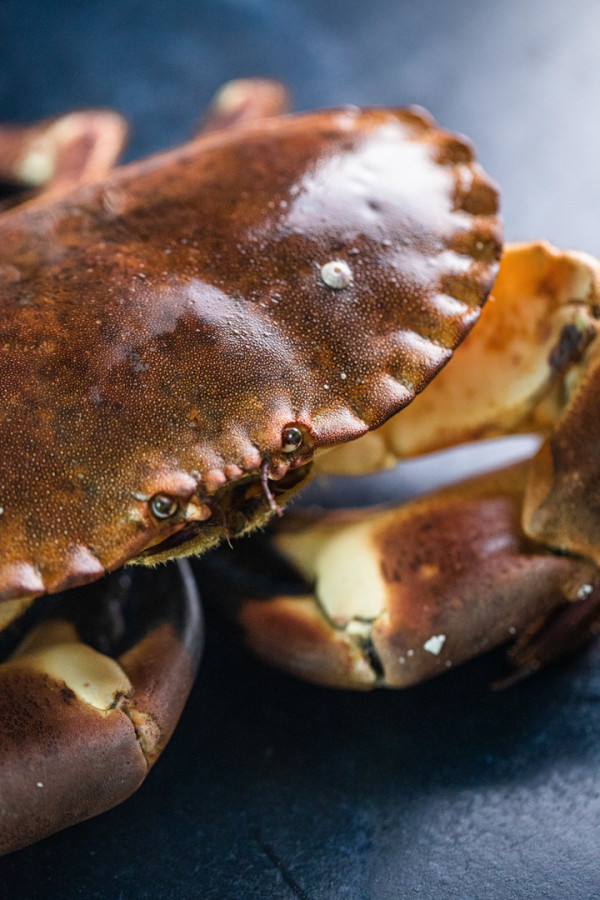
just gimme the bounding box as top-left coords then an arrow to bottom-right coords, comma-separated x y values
1,79 -> 600,855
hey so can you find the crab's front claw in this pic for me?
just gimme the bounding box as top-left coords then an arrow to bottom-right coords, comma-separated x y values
198,464 -> 600,688
0,560 -> 202,856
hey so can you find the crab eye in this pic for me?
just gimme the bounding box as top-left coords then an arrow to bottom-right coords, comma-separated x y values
150,494 -> 179,519
281,425 -> 304,453
320,259 -> 352,289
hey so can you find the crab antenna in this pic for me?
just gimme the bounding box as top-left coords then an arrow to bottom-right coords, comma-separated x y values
261,460 -> 283,517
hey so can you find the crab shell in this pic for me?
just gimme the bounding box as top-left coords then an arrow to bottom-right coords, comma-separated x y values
0,105 -> 501,603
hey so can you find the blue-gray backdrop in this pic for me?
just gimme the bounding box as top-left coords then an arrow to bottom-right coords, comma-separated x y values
1,2 -> 600,898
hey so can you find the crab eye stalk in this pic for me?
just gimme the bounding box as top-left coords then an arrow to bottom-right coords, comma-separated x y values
150,494 -> 179,520
281,425 -> 304,453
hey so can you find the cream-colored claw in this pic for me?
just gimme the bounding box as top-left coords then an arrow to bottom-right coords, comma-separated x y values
0,561 -> 202,856
204,464 -> 600,688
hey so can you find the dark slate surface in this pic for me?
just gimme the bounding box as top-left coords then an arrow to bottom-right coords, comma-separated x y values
1,1 -> 600,897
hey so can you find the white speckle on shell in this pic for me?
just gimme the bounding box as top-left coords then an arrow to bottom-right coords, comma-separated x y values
577,584 -> 594,600
320,259 -> 352,289
423,634 -> 446,655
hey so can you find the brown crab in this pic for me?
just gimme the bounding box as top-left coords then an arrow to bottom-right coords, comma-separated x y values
0,79 -> 599,856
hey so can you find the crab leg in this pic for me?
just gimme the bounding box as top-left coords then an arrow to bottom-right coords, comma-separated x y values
0,110 -> 128,210
196,77 -> 291,134
196,463 -> 600,687
0,561 -> 202,856
524,330 -> 600,565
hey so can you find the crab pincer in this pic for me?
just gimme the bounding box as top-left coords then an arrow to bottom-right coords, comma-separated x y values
0,561 -> 201,855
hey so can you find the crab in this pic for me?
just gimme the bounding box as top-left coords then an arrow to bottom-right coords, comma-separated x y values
1,78 -> 599,856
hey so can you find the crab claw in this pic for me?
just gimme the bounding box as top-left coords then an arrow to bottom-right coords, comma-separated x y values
196,464 -> 600,688
0,560 -> 202,856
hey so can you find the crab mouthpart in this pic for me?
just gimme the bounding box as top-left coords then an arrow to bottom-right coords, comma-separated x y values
135,462 -> 313,563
